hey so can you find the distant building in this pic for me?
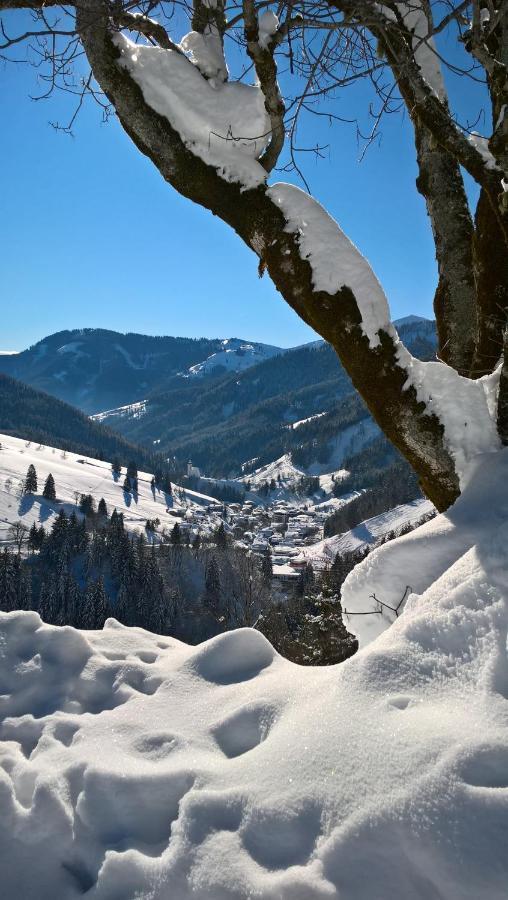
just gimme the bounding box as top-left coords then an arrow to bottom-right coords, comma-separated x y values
187,460 -> 201,478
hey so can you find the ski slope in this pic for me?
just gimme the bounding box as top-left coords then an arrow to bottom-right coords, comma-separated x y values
0,434 -> 218,545
1,450 -> 508,897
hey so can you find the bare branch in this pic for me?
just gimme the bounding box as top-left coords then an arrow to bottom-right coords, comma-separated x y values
242,0 -> 285,171
112,8 -> 183,51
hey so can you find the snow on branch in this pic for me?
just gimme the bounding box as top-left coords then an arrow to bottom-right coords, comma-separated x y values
267,182 -> 391,346
396,345 -> 501,485
114,34 -> 271,188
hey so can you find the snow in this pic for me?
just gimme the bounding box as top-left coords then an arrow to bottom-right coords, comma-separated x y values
290,412 -> 326,429
267,184 -> 391,346
180,31 -> 228,82
297,497 -> 434,567
91,401 -> 147,424
56,342 -> 86,357
342,448 -> 508,645
468,133 -> 499,171
239,453 -> 302,485
186,339 -> 283,377
0,351 -> 20,356
0,434 -> 218,546
1,450 -> 508,896
258,10 -> 279,49
396,347 -> 501,484
114,35 -> 270,189
401,1 -> 446,100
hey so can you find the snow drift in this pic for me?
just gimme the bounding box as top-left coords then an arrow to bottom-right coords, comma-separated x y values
1,452 -> 508,898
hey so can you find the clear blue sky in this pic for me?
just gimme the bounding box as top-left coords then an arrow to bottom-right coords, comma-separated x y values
0,24 -> 478,351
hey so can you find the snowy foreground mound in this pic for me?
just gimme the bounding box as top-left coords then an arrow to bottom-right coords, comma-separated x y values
1,455 -> 508,898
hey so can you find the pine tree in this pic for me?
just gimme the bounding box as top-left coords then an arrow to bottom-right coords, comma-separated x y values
80,577 -> 110,629
42,473 -> 56,501
261,547 -> 273,584
79,494 -> 95,517
98,497 -> 108,518
214,521 -> 228,550
28,522 -> 39,553
24,464 -> 37,495
0,549 -> 17,612
112,457 -> 122,478
170,523 -> 181,545
144,546 -> 167,634
38,575 -> 58,624
123,474 -> 132,493
205,555 -> 222,618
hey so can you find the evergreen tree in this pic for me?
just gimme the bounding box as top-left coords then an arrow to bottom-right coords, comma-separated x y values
42,472 -> 56,501
144,546 -> 167,634
38,575 -> 58,624
126,461 -> 138,480
261,547 -> 273,584
214,521 -> 228,550
24,463 -> 37,495
80,577 -> 110,629
123,474 -> 132,493
98,497 -> 108,518
27,523 -> 45,554
80,494 -> 95,517
112,457 -> 122,478
170,522 -> 181,545
205,555 -> 222,618
0,549 -> 17,612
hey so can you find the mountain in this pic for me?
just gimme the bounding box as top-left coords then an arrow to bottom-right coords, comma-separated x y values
92,317 -> 436,477
0,329 -> 283,414
0,373 -> 179,474
0,318 -> 436,480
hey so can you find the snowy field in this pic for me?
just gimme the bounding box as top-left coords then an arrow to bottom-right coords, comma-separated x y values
0,449 -> 507,897
0,434 -> 217,544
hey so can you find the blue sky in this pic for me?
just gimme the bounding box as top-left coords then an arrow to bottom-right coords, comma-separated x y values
0,22 -> 478,350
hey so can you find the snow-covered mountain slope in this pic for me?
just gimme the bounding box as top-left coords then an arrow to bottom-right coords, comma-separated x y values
297,497 -> 435,565
0,434 -> 217,545
186,338 -> 284,376
1,450 -> 507,897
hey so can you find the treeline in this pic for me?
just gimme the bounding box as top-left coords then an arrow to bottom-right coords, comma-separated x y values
0,507 -> 274,643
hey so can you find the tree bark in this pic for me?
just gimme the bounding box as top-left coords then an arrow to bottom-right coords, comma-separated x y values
414,126 -> 476,374
471,186 -> 508,377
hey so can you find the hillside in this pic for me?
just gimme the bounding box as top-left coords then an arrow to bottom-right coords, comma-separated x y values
0,330 -> 283,414
0,433 -> 219,546
0,374 -> 177,472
